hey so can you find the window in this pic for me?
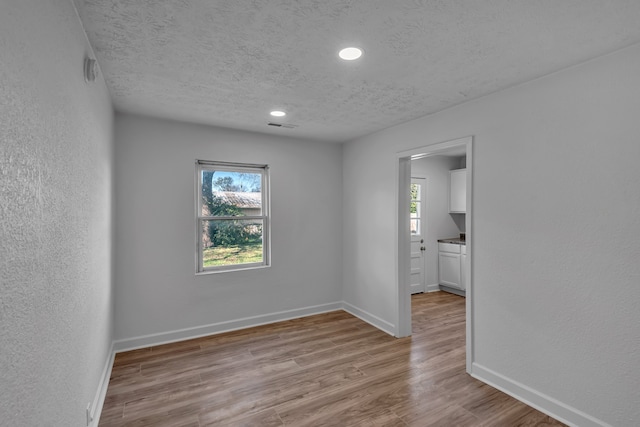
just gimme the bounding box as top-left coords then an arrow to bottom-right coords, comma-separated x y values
196,160 -> 270,273
410,182 -> 422,235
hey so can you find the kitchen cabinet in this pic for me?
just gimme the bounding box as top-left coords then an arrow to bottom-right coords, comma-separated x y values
449,169 -> 466,213
438,242 -> 466,291
438,242 -> 461,289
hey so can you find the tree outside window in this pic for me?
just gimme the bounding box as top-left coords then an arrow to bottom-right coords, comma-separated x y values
196,161 -> 270,273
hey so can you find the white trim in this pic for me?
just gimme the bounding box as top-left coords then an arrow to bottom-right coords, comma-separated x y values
113,300 -> 397,354
196,160 -> 268,169
396,136 -> 472,159
95,304 -> 608,427
471,363 -> 611,427
90,343 -> 115,427
98,302 -> 396,422
439,285 -> 465,297
396,136 -> 474,370
195,161 -> 271,273
342,302 -> 396,336
409,283 -> 423,294
425,283 -> 441,292
113,302 -> 343,352
195,263 -> 270,276
464,140 -> 473,373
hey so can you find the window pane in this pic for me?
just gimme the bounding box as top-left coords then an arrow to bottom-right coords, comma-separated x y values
201,219 -> 263,268
201,170 -> 262,216
410,219 -> 420,235
410,183 -> 417,201
410,183 -> 422,235
410,201 -> 421,217
410,183 -> 421,201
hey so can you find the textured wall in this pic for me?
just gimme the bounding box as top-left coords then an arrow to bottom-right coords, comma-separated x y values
343,44 -> 640,426
0,1 -> 114,425
113,114 -> 342,343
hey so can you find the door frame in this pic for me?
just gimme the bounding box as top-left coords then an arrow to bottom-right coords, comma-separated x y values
395,136 -> 473,373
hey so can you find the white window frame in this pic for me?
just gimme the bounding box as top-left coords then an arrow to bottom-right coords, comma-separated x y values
410,180 -> 423,237
195,160 -> 270,274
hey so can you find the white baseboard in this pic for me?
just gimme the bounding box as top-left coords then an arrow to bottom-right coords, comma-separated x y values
471,363 -> 611,427
409,284 -> 423,294
97,306 -> 609,427
341,302 -> 395,336
98,301 -> 395,424
113,301 -> 343,353
410,284 -> 440,293
90,342 -> 115,427
425,283 -> 440,292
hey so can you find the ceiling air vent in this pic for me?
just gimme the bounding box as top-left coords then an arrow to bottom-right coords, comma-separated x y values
267,122 -> 298,129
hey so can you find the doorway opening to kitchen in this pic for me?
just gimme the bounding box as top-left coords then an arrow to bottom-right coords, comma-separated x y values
396,136 -> 473,373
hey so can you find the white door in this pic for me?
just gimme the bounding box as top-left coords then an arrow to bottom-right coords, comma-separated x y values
410,178 -> 426,294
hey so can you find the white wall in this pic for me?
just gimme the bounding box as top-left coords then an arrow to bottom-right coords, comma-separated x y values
343,44 -> 640,426
113,114 -> 343,345
411,156 -> 461,290
0,1 -> 114,426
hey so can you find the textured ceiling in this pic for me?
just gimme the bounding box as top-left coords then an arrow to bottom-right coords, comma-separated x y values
75,0 -> 640,142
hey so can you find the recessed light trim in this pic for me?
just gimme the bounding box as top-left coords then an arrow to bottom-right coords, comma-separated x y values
339,47 -> 363,61
270,110 -> 286,117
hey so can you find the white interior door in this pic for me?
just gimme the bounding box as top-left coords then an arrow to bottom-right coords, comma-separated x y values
410,177 -> 426,294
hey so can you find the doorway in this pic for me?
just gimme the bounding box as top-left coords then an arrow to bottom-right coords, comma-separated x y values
396,136 -> 473,373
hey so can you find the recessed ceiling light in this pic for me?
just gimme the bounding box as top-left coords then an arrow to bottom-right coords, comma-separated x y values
338,47 -> 363,61
270,110 -> 286,117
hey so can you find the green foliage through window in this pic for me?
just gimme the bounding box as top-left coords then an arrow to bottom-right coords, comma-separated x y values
410,183 -> 419,214
197,162 -> 269,272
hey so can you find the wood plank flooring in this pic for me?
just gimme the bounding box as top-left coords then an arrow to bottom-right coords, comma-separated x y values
99,292 -> 566,426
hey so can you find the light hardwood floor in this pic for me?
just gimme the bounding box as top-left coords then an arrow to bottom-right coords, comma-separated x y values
99,292 -> 565,426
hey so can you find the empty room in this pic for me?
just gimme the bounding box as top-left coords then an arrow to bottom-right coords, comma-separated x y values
2,1 -> 640,426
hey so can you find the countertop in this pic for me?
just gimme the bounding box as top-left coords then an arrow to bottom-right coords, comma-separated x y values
438,237 -> 466,245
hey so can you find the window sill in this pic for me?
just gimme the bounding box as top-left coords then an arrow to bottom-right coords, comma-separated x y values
196,264 -> 271,275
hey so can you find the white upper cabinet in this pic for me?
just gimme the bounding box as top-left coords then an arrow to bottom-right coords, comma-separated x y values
449,169 -> 467,213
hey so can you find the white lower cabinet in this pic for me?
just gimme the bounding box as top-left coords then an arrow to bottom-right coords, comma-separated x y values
438,242 -> 466,291
438,243 -> 461,289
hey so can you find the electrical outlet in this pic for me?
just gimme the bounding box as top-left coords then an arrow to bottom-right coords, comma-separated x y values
86,403 -> 93,426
